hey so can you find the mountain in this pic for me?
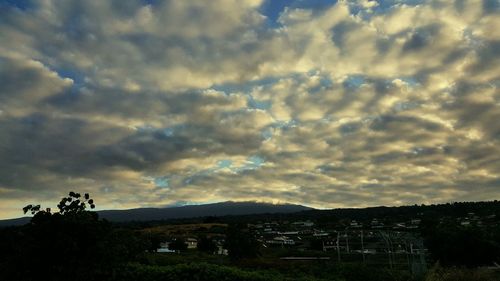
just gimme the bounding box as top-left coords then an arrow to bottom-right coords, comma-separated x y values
98,201 -> 312,222
0,201 -> 312,226
0,216 -> 31,227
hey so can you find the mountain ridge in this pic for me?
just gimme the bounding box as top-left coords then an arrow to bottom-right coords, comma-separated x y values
0,201 -> 313,226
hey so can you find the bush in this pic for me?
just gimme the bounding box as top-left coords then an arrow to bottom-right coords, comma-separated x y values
169,238 -> 188,252
112,263 -> 323,281
225,224 -> 260,260
422,221 -> 500,267
197,236 -> 218,253
425,263 -> 500,281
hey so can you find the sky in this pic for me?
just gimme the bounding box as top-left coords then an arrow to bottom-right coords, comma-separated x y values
0,0 -> 499,219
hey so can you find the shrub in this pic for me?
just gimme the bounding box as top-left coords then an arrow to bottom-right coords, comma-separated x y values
425,263 -> 500,281
112,262 -> 325,281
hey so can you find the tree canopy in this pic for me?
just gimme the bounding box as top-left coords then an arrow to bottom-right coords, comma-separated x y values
0,191 -> 149,281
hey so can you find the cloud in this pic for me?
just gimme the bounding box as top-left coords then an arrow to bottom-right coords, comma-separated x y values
0,0 -> 499,218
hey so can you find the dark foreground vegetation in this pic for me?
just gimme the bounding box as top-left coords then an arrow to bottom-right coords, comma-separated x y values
1,192 -> 500,280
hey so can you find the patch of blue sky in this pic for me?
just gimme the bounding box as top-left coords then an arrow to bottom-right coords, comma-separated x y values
157,124 -> 187,137
133,124 -> 188,141
0,0 -> 33,11
163,127 -> 175,137
165,201 -> 195,207
348,0 -> 427,20
217,159 -> 233,169
258,0 -> 288,27
213,72 -> 325,97
259,0 -> 428,27
462,28 -> 485,49
247,96 -> 272,110
343,75 -> 366,89
261,128 -> 273,140
154,176 -> 170,188
259,0 -> 338,28
248,155 -> 265,167
140,0 -> 161,6
398,77 -> 420,87
483,0 -> 500,12
165,200 -> 221,207
371,0 -> 426,12
232,155 -> 266,173
308,75 -> 334,94
215,156 -> 265,173
53,67 -> 86,88
270,119 -> 299,131
135,124 -> 157,132
212,76 -> 281,94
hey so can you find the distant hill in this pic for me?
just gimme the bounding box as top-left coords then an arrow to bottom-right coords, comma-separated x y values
98,201 -> 312,222
0,216 -> 31,227
0,201 -> 312,226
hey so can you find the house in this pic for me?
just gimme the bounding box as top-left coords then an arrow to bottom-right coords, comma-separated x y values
217,245 -> 228,255
410,219 -> 421,225
313,231 -> 329,237
350,220 -> 362,228
460,220 -> 471,226
266,236 -> 295,246
186,238 -> 198,249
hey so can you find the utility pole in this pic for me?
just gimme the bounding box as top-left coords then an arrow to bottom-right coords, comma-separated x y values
380,231 -> 393,269
345,231 -> 350,253
387,233 -> 395,268
361,230 -> 366,264
336,231 -> 341,262
404,241 -> 411,274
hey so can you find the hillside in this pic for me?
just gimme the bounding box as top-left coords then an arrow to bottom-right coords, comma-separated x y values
0,201 -> 312,226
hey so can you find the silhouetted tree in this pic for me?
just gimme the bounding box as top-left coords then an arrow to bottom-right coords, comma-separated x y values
147,232 -> 168,252
422,220 -> 500,267
23,191 -> 95,216
0,191 -> 147,281
197,235 -> 217,253
169,238 -> 188,252
225,223 -> 260,260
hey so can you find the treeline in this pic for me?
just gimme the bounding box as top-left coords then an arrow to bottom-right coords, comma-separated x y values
110,262 -> 415,281
116,200 -> 500,229
0,192 -> 148,281
421,217 -> 500,267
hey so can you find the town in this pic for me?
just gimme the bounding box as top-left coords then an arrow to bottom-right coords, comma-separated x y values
149,208 -> 499,276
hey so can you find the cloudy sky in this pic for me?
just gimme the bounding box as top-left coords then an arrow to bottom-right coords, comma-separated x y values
0,0 -> 499,219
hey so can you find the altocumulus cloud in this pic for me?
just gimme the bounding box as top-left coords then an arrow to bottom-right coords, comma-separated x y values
0,0 -> 499,219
